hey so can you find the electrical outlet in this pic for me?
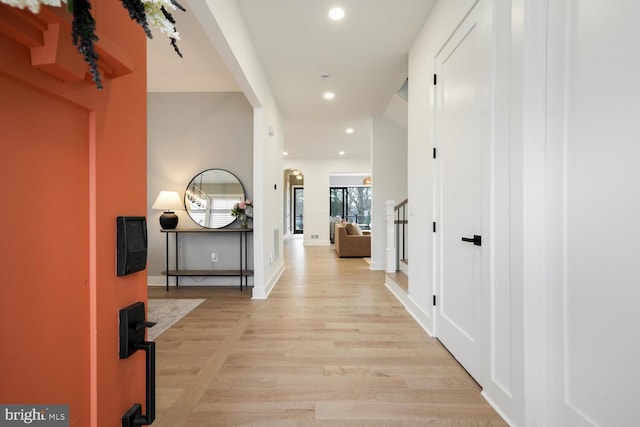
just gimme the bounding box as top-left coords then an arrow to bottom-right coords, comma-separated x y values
211,252 -> 219,262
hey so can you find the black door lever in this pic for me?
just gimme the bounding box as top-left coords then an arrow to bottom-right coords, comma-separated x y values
135,320 -> 157,332
461,235 -> 482,246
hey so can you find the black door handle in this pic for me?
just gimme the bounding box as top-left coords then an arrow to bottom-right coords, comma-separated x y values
461,235 -> 482,246
121,341 -> 156,427
119,302 -> 156,427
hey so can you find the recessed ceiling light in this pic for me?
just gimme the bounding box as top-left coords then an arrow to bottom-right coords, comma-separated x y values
339,151 -> 345,156
346,128 -> 354,134
296,175 -> 303,180
328,7 -> 345,20
283,151 -> 288,156
323,92 -> 335,100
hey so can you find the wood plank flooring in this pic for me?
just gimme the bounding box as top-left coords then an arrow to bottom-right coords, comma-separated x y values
149,238 -> 507,426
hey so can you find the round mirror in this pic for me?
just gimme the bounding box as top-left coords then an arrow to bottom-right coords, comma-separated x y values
184,169 -> 245,228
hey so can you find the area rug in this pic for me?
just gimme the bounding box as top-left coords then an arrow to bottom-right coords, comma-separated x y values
146,299 -> 205,340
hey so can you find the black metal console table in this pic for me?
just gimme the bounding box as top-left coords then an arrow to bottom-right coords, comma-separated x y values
161,228 -> 253,291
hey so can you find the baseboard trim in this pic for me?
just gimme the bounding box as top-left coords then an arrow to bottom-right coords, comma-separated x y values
303,240 -> 331,246
481,390 -> 517,427
384,278 -> 433,337
252,261 -> 285,299
148,275 -> 165,286
147,275 -> 254,288
369,261 -> 386,270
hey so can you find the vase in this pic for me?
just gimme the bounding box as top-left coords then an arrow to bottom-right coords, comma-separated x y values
240,215 -> 249,229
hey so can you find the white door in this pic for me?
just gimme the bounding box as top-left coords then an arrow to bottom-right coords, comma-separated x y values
434,1 -> 487,382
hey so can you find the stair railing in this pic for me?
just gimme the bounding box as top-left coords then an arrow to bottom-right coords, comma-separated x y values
385,199 -> 408,273
394,199 -> 408,271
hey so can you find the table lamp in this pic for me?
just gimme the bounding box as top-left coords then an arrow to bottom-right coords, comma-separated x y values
152,190 -> 183,229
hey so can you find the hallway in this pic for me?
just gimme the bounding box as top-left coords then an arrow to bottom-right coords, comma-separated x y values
149,238 -> 506,426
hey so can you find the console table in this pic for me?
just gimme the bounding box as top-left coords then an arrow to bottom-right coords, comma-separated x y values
161,228 -> 253,291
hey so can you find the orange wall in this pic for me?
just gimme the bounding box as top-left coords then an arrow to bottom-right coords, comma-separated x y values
0,2 -> 147,425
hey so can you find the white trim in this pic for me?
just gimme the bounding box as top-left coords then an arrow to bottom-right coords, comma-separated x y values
369,261 -> 386,271
384,278 -> 434,337
147,275 -> 255,288
303,240 -> 331,246
252,261 -> 284,299
481,390 -> 519,427
520,0 -> 549,424
148,275 -> 166,286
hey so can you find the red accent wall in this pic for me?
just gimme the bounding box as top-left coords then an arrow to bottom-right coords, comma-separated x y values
0,2 -> 147,425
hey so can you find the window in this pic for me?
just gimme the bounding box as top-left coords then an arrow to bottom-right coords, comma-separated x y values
293,187 -> 304,234
330,186 -> 371,229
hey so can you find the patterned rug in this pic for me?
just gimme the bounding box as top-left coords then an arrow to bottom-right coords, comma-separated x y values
146,299 -> 205,340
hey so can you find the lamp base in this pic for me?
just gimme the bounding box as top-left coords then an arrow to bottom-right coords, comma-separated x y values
159,211 -> 179,229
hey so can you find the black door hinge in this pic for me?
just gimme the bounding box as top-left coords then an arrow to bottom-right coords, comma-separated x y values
433,147 -> 437,159
433,295 -> 437,306
433,222 -> 436,232
433,74 -> 437,85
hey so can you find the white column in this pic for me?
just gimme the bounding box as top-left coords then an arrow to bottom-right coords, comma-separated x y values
385,200 -> 396,273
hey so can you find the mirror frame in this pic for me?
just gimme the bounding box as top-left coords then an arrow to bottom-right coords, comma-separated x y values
184,168 -> 246,229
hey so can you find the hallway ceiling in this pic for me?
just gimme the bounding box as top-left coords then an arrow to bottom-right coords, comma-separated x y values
147,0 -> 435,160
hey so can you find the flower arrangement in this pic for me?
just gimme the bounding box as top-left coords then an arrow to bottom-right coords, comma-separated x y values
1,0 -> 185,89
231,199 -> 253,228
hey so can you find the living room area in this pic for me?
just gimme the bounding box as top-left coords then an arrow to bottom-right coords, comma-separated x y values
279,168 -> 377,263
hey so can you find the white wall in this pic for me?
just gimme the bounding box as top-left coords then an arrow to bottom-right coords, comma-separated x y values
383,93 -> 408,130
329,174 -> 369,186
539,0 -> 640,425
147,92 -> 253,286
191,0 -> 286,298
284,158 -> 371,245
371,116 -> 407,270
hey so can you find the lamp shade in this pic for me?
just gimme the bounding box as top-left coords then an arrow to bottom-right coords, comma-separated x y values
152,191 -> 183,229
152,191 -> 183,211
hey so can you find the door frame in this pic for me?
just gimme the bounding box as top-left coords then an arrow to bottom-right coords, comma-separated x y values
292,185 -> 304,234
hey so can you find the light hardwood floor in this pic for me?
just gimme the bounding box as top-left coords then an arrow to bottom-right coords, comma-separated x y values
149,238 -> 507,426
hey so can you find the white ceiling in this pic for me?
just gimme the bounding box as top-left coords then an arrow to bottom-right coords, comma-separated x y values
147,0 -> 436,160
